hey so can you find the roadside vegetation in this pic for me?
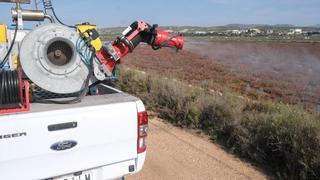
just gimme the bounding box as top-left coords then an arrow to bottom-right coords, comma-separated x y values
112,69 -> 320,179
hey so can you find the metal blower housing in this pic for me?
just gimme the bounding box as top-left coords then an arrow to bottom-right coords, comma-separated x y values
20,24 -> 90,94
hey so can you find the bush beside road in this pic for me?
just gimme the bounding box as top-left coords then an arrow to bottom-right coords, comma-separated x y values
113,69 -> 320,179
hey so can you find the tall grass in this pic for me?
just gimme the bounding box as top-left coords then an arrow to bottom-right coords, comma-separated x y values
112,69 -> 320,179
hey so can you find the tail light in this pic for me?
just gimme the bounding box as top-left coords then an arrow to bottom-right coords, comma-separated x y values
137,111 -> 148,153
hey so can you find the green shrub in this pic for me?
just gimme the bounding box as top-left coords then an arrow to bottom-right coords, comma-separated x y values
187,106 -> 201,128
243,101 -> 280,114
238,104 -> 320,178
113,69 -> 320,179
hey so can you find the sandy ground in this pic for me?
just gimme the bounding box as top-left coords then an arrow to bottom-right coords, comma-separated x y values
127,118 -> 267,180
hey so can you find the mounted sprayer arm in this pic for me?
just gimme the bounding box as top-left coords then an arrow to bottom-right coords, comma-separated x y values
80,21 -> 184,77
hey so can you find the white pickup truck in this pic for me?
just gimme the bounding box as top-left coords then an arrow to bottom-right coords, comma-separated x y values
0,84 -> 148,180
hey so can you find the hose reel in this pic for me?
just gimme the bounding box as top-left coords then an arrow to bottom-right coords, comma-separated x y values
0,69 -> 30,114
0,70 -> 20,107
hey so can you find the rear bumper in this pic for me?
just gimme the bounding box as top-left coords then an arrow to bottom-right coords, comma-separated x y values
101,152 -> 146,180
50,152 -> 146,180
135,152 -> 147,174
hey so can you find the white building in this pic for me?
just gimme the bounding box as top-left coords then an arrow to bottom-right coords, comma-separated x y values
227,30 -> 241,35
266,29 -> 274,35
180,29 -> 189,33
249,28 -> 262,34
288,29 -> 303,35
194,31 -> 207,35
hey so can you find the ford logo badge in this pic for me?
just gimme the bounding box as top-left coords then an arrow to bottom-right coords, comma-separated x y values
51,140 -> 77,151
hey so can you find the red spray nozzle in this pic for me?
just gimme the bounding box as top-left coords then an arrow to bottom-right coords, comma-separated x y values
153,29 -> 184,50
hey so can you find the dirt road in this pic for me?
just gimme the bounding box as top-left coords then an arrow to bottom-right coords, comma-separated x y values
127,118 -> 267,180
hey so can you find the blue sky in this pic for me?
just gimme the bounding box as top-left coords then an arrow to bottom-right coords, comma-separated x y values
0,0 -> 319,27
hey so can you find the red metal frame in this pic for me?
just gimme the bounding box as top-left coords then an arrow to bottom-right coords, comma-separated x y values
126,21 -> 149,41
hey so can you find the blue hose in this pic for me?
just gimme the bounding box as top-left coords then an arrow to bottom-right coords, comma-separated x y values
76,37 -> 93,66
76,37 -> 119,80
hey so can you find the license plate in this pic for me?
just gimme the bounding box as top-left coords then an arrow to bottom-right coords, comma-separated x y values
53,171 -> 95,180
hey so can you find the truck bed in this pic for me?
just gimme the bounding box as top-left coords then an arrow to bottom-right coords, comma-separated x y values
29,87 -> 139,114
0,84 -> 146,180
1,85 -> 140,116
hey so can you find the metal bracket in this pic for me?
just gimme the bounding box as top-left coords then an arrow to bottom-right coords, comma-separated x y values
17,7 -> 24,30
105,43 -> 120,61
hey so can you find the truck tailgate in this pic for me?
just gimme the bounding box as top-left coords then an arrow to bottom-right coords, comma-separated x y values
0,93 -> 140,180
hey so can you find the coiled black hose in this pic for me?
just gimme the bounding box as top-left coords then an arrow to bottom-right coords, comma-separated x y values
0,70 -> 20,107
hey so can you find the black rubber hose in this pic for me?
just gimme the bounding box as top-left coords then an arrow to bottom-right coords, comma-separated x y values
0,22 -> 18,69
7,71 -> 13,103
42,0 -> 76,29
0,70 -> 21,106
51,8 -> 76,29
13,70 -> 19,103
0,70 -> 6,104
